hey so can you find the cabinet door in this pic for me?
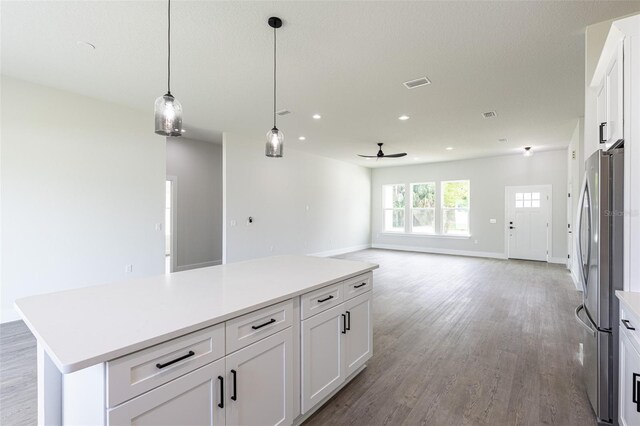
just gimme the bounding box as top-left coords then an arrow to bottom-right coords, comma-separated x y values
107,358 -> 225,426
301,304 -> 346,413
597,82 -> 607,143
344,291 -> 373,377
605,41 -> 624,146
225,328 -> 293,426
619,327 -> 640,426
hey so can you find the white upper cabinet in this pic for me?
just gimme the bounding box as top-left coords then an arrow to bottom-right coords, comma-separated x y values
595,40 -> 624,149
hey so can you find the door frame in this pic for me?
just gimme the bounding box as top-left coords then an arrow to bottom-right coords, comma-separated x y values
166,175 -> 178,273
504,184 -> 553,262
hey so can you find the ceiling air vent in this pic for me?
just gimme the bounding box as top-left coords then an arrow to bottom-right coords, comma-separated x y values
403,77 -> 431,89
482,111 -> 497,119
276,109 -> 291,116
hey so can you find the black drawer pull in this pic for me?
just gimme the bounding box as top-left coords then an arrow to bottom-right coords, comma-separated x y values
346,311 -> 351,331
231,369 -> 237,401
623,319 -> 636,330
252,318 -> 276,330
318,295 -> 334,303
156,350 -> 195,369
354,283 -> 367,289
217,376 -> 224,408
341,313 -> 347,334
599,122 -> 607,144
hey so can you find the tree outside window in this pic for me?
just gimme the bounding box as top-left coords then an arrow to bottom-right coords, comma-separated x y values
441,180 -> 470,235
383,184 -> 405,232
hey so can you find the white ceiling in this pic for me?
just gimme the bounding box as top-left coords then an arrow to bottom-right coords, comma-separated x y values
3,1 -> 640,167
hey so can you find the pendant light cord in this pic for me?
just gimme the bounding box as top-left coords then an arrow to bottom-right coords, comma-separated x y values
273,25 -> 277,128
167,0 -> 171,95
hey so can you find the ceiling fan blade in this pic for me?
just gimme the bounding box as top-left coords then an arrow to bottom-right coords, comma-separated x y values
383,153 -> 407,158
357,154 -> 378,158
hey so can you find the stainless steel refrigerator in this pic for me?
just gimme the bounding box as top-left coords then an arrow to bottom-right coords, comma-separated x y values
575,146 -> 624,425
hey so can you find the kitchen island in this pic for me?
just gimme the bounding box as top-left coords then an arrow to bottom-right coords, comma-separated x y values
15,255 -> 378,426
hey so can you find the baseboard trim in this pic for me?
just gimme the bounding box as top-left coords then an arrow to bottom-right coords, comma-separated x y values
174,259 -> 222,272
548,257 -> 568,265
309,244 -> 372,258
371,243 -> 507,260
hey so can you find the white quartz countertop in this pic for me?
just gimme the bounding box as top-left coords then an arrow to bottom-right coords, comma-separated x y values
15,255 -> 378,373
616,291 -> 640,319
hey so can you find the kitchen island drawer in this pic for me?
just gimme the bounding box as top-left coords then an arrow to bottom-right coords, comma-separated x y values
343,272 -> 372,301
301,282 -> 343,320
107,323 -> 225,407
226,299 -> 293,354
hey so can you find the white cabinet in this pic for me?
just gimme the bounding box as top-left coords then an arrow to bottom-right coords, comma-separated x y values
595,41 -> 624,149
301,290 -> 372,414
108,358 -> 226,426
225,328 -> 293,426
301,304 -> 346,412
344,292 -> 373,377
619,325 -> 640,426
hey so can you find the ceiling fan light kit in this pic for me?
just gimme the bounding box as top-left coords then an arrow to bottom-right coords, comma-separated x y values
358,143 -> 407,159
154,0 -> 183,137
266,16 -> 284,158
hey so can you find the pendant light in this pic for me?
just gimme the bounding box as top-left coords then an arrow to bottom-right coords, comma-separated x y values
155,0 -> 183,137
266,17 -> 283,157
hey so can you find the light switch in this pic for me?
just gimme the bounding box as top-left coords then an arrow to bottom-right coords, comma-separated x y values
230,220 -> 237,227
489,219 -> 497,224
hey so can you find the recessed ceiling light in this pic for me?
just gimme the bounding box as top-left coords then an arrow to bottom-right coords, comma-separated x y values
398,115 -> 410,121
76,41 -> 96,50
298,136 -> 306,141
445,147 -> 453,150
312,114 -> 321,120
414,157 -> 420,160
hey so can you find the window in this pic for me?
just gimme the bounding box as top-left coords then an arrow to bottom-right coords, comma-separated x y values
383,184 -> 405,232
441,180 -> 470,235
411,182 -> 436,233
515,192 -> 540,208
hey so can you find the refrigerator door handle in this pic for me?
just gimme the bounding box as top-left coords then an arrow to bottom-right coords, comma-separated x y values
575,175 -> 592,295
575,304 -> 596,337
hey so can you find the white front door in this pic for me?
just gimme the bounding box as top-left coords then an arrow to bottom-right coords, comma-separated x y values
506,185 -> 551,261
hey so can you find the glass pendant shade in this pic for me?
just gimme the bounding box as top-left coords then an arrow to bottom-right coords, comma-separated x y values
266,127 -> 284,157
155,93 -> 183,136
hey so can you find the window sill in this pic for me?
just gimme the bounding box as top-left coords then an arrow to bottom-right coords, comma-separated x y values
379,232 -> 472,240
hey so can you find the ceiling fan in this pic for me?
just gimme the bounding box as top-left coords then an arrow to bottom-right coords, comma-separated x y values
358,143 -> 407,159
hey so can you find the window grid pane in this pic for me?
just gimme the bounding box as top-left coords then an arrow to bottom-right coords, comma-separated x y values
412,208 -> 435,234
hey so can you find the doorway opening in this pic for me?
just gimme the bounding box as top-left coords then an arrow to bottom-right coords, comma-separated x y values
505,185 -> 552,262
166,177 -> 177,273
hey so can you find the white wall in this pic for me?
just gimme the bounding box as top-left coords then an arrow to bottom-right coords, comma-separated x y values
166,137 -> 223,270
223,133 -> 371,263
0,77 -> 165,323
371,150 -> 568,261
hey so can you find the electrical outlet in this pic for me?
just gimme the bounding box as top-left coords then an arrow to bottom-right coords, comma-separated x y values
489,219 -> 497,224
230,220 -> 237,227
125,264 -> 133,273
155,223 -> 163,231
269,245 -> 274,252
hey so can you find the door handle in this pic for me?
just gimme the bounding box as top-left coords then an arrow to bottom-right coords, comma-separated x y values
318,295 -> 334,303
341,314 -> 347,334
230,369 -> 237,401
599,122 -> 607,143
217,376 -> 224,408
155,351 -> 195,369
346,311 -> 351,331
509,226 -> 515,230
251,318 -> 276,330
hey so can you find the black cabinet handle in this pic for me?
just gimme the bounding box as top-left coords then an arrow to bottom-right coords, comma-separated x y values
230,369 -> 237,401
346,311 -> 351,331
341,314 -> 347,334
634,373 -> 640,412
251,318 -> 276,330
318,295 -> 334,303
156,350 -> 195,369
509,226 -> 515,229
217,376 -> 224,408
354,283 -> 367,289
623,319 -> 636,330
599,122 -> 607,143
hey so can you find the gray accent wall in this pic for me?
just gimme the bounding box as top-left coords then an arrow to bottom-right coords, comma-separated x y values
371,150 -> 568,261
166,137 -> 223,270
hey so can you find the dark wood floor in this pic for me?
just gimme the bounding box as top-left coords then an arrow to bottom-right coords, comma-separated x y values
0,249 -> 596,426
